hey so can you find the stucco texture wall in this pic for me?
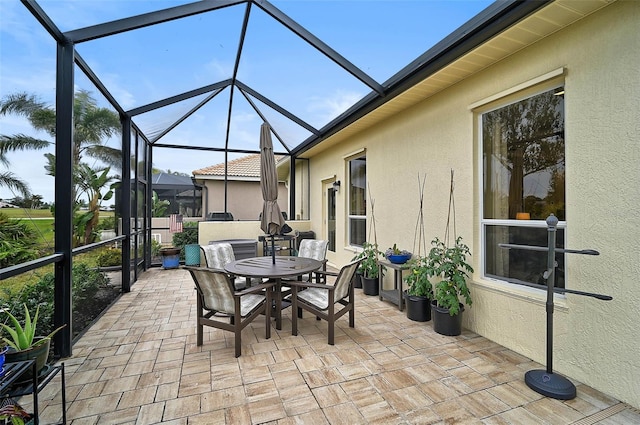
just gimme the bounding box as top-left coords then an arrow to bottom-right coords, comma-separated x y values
307,1 -> 639,408
203,180 -> 288,221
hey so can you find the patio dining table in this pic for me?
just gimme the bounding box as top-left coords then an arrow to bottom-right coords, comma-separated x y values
224,256 -> 322,330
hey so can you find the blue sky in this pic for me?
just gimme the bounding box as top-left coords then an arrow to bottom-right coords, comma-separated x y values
0,0 -> 493,203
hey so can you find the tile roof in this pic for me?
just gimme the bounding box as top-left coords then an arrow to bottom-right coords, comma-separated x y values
193,154 -> 284,178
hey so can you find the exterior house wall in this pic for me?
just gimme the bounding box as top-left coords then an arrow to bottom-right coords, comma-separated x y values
202,179 -> 288,221
308,1 -> 639,408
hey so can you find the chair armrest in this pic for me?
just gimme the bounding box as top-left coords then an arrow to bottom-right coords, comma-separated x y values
312,269 -> 337,278
235,281 -> 275,296
284,280 -> 336,291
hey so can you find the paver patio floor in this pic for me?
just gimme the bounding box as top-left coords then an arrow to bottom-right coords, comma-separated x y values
29,267 -> 639,424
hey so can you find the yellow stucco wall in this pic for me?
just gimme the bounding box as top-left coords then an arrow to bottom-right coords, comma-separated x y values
198,220 -> 311,256
203,180 -> 288,221
308,1 -> 639,408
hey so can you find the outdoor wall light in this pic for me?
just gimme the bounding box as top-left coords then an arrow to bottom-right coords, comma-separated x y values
333,180 -> 341,192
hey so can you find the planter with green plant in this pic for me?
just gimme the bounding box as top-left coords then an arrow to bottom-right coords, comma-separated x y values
428,169 -> 474,335
384,244 -> 412,264
404,254 -> 435,322
1,304 -> 65,381
352,242 -> 383,296
430,236 -> 473,335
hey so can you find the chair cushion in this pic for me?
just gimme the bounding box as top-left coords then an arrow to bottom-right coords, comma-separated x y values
240,294 -> 266,317
297,287 -> 329,310
298,239 -> 328,261
202,243 -> 235,269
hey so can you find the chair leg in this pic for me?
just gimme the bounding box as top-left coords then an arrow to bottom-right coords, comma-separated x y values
234,300 -> 242,358
297,307 -> 303,318
328,299 -> 334,345
328,319 -> 334,345
265,286 -> 272,340
196,295 -> 203,346
349,306 -> 355,328
291,287 -> 298,336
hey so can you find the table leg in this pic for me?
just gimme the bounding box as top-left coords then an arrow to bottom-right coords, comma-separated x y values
396,270 -> 404,311
275,278 -> 282,330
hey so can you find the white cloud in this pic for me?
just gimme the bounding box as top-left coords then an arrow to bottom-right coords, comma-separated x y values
308,89 -> 365,123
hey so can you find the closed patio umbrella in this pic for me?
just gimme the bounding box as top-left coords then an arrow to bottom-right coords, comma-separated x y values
260,122 -> 285,264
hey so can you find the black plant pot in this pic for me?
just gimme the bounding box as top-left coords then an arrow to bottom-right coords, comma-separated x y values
404,292 -> 431,322
361,276 -> 379,296
431,300 -> 464,336
353,272 -> 363,289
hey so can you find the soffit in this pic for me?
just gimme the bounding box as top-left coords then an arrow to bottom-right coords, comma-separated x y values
302,0 -> 614,157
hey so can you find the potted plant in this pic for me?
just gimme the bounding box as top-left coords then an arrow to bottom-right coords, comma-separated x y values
384,244 -> 412,264
430,236 -> 474,335
352,242 -> 383,295
159,247 -> 181,269
403,255 -> 435,322
1,304 -> 65,381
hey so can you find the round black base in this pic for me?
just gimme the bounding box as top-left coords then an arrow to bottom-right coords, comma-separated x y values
525,370 -> 576,400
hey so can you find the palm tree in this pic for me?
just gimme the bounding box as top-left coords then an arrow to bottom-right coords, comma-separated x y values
0,171 -> 31,198
0,89 -> 122,172
1,90 -> 122,246
74,163 -> 115,246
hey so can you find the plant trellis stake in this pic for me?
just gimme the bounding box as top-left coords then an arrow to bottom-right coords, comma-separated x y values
412,174 -> 428,257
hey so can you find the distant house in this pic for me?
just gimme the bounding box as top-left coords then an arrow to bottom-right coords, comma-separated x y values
192,154 -> 287,221
151,172 -> 201,217
0,201 -> 18,208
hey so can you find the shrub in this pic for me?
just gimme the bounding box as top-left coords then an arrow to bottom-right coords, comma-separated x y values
1,263 -> 117,339
151,238 -> 162,257
0,212 -> 39,268
97,215 -> 116,231
96,248 -> 122,267
172,223 -> 198,260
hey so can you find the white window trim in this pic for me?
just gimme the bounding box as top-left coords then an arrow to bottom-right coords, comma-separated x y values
474,70 -> 567,293
346,153 -> 366,248
469,67 -> 565,110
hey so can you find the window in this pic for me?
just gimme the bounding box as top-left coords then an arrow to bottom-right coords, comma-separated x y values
481,86 -> 565,288
348,155 -> 366,246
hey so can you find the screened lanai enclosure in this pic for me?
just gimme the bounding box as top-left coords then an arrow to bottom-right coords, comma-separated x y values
0,0 -> 546,358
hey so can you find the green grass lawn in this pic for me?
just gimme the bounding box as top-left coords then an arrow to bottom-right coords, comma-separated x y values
2,208 -> 115,247
1,208 -> 53,218
1,208 -> 118,299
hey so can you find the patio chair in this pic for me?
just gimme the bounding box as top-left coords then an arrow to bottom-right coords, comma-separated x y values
297,239 -> 328,282
280,239 -> 328,318
289,258 -> 362,345
185,266 -> 275,358
200,242 -> 258,289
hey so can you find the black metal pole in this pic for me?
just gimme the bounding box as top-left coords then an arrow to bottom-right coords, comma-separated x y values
545,214 -> 557,374
524,214 -> 576,399
271,235 -> 276,264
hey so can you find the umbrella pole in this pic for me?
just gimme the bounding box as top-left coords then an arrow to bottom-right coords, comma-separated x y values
271,235 -> 276,264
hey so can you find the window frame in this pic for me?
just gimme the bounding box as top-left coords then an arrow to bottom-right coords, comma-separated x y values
476,76 -> 566,289
347,154 -> 366,248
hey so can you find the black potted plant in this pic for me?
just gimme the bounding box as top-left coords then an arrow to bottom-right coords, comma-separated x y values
403,255 -> 434,322
352,242 -> 383,295
430,236 -> 474,335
